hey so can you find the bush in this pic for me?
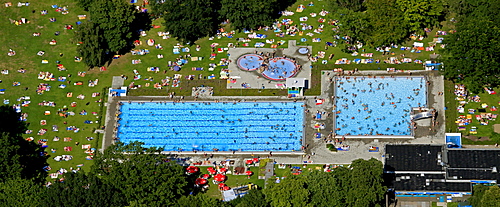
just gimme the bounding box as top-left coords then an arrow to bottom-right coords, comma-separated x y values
326,144 -> 337,152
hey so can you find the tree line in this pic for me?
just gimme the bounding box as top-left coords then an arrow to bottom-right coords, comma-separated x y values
329,0 -> 445,47
442,0 -> 500,93
74,0 -> 295,68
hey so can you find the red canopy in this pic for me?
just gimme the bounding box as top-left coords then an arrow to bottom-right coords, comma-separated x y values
223,186 -> 231,191
252,158 -> 259,163
208,168 -> 217,175
245,170 -> 253,176
195,178 -> 207,185
202,174 -> 211,179
219,167 -> 228,173
186,166 -> 199,174
218,183 -> 226,188
214,174 -> 227,182
207,167 -> 215,172
245,160 -> 253,165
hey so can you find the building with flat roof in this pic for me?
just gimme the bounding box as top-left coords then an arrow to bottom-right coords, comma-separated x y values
384,145 -> 500,196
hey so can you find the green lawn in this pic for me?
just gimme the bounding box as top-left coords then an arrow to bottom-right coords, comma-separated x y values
0,0 -> 452,179
445,79 -> 500,144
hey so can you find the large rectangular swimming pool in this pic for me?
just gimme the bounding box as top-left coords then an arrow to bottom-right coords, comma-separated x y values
335,76 -> 427,136
117,102 -> 304,151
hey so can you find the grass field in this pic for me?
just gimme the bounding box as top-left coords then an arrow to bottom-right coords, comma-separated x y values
445,79 -> 500,144
0,0 -> 450,179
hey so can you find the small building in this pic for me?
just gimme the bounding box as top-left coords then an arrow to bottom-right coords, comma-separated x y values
286,78 -> 307,97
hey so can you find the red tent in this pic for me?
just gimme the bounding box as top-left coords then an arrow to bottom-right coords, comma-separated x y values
207,167 -> 217,175
219,167 -> 228,173
245,159 -> 253,165
214,174 -> 226,182
202,174 -> 211,179
186,166 -> 199,174
245,171 -> 253,176
195,178 -> 207,185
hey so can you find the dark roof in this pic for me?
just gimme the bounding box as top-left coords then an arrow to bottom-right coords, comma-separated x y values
447,169 -> 500,180
388,173 -> 471,192
448,149 -> 500,168
385,145 -> 443,171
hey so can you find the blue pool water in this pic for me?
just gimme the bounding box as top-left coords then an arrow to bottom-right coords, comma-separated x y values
335,76 -> 426,136
117,102 -> 304,151
261,57 -> 298,81
237,54 -> 263,71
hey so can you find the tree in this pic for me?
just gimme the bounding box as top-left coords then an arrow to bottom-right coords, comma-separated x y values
346,158 -> 386,207
469,184 -> 492,207
332,8 -> 370,44
76,21 -> 107,68
264,176 -> 311,207
219,0 -> 280,31
89,0 -> 136,53
329,0 -> 365,11
0,179 -> 44,207
395,0 -> 445,34
42,172 -> 126,207
76,0 -> 137,68
0,106 -> 47,183
229,189 -> 269,207
443,1 -> 500,93
153,0 -> 220,43
76,0 -> 94,11
363,0 -> 409,46
306,170 -> 348,207
175,194 -> 227,207
480,185 -> 500,207
93,142 -> 190,206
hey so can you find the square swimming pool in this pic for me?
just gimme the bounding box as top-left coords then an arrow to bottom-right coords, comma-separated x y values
117,102 -> 304,151
335,76 -> 427,136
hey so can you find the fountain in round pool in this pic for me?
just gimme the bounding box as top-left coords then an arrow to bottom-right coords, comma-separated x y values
335,76 -> 427,136
117,102 -> 305,152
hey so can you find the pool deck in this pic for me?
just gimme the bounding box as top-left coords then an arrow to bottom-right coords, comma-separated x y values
102,69 -> 445,165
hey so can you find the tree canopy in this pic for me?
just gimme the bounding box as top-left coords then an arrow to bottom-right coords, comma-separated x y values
443,0 -> 500,93
469,185 -> 500,207
152,0 -> 221,44
0,106 -> 47,183
92,142 -> 190,206
395,0 -> 445,34
219,0 -> 280,31
76,0 -> 137,68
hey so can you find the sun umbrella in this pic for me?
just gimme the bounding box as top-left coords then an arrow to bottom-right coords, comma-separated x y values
223,186 -> 231,191
245,160 -> 253,165
186,166 -> 199,174
202,174 -> 211,179
245,171 -> 253,176
252,158 -> 259,163
219,167 -> 227,173
195,178 -> 207,185
214,174 -> 226,182
218,183 -> 226,188
173,65 -> 181,71
207,167 -> 215,172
